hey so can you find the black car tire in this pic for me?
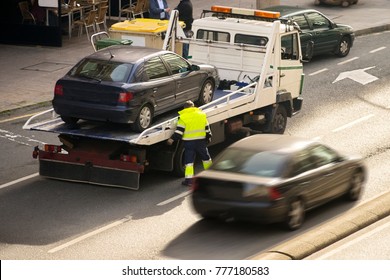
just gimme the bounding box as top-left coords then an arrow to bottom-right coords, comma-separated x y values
270,105 -> 287,134
133,104 -> 153,132
336,36 -> 351,57
345,171 -> 364,201
197,79 -> 214,106
61,116 -> 79,125
285,198 -> 305,231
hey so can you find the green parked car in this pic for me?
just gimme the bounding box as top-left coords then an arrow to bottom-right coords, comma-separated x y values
264,6 -> 355,61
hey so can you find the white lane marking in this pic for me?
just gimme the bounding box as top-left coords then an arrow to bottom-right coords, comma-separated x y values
333,66 -> 378,85
157,190 -> 191,206
309,68 -> 328,76
0,173 -> 39,189
337,57 -> 359,65
0,128 -> 46,147
332,114 -> 374,133
0,112 -> 38,124
48,217 -> 131,253
314,218 -> 390,259
370,46 -> 386,53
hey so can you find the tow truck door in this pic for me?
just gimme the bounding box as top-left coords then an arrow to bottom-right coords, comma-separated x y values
278,32 -> 303,97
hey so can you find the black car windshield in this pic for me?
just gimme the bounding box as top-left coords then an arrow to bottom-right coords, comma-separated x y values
211,148 -> 289,178
69,59 -> 134,83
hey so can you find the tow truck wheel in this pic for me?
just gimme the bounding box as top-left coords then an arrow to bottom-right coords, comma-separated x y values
172,141 -> 185,177
61,116 -> 79,125
341,1 -> 350,7
197,79 -> 214,106
133,104 -> 153,132
270,105 -> 287,134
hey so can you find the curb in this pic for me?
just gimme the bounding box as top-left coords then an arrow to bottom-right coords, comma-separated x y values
248,191 -> 390,260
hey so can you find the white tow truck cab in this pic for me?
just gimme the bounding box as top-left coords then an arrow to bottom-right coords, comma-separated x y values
24,6 -> 305,190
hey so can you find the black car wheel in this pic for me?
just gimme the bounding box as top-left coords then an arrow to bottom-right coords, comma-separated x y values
345,171 -> 364,201
336,36 -> 351,57
341,1 -> 351,7
197,79 -> 214,106
270,105 -> 287,134
285,198 -> 305,231
133,104 -> 153,132
61,116 -> 79,125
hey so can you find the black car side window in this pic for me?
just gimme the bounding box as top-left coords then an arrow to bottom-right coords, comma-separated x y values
291,15 -> 310,31
145,56 -> 169,80
306,12 -> 331,30
161,53 -> 190,75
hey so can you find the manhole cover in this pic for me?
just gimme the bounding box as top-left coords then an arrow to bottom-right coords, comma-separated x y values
22,62 -> 73,72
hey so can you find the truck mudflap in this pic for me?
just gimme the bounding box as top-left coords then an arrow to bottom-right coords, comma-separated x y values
39,157 -> 141,190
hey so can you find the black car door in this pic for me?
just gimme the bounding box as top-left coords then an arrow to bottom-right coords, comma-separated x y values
160,53 -> 201,105
143,56 -> 176,114
305,12 -> 340,55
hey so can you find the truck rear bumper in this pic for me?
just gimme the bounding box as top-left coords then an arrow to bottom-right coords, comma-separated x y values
39,158 -> 141,190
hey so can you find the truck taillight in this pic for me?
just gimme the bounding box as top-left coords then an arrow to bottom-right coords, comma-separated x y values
32,146 -> 39,158
44,144 -> 62,153
118,92 -> 133,103
120,154 -> 137,163
191,177 -> 199,191
54,84 -> 63,96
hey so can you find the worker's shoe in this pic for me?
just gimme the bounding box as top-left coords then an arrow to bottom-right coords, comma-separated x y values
181,179 -> 192,187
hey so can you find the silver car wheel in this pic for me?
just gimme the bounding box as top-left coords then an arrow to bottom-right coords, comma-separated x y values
139,106 -> 152,129
198,79 -> 214,105
347,172 -> 364,201
286,199 -> 305,230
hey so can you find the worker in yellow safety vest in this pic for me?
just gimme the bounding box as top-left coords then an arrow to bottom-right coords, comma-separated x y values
167,100 -> 213,186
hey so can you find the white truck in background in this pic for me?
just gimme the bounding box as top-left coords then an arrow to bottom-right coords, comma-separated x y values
23,6 -> 304,190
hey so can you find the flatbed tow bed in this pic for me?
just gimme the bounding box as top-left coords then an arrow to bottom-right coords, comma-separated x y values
24,13 -> 305,190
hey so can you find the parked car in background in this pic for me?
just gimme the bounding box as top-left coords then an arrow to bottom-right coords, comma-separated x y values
191,134 -> 366,230
263,6 -> 355,61
314,0 -> 359,7
53,46 -> 219,132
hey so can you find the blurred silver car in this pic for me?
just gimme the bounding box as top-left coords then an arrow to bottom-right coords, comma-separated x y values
191,134 -> 366,230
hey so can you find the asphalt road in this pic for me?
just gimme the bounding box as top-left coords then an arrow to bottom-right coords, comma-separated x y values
1,31 -> 390,260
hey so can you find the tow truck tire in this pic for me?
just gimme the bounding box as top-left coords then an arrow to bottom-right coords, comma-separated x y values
133,104 -> 153,132
197,79 -> 214,106
61,116 -> 79,125
173,141 -> 185,177
270,105 -> 287,134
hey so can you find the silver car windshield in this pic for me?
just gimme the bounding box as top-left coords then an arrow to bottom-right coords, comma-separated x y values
211,148 -> 289,178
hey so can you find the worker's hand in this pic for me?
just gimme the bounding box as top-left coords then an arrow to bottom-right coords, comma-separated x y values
167,138 -> 174,145
165,8 -> 171,14
207,137 -> 212,144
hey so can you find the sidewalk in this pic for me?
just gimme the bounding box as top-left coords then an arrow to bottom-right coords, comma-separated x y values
0,0 -> 389,115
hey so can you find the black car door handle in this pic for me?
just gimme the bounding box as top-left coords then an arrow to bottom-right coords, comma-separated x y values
152,87 -> 158,93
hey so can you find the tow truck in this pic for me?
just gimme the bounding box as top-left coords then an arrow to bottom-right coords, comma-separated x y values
23,6 -> 305,190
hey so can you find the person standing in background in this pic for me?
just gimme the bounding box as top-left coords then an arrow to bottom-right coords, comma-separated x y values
149,0 -> 171,20
174,0 -> 193,58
